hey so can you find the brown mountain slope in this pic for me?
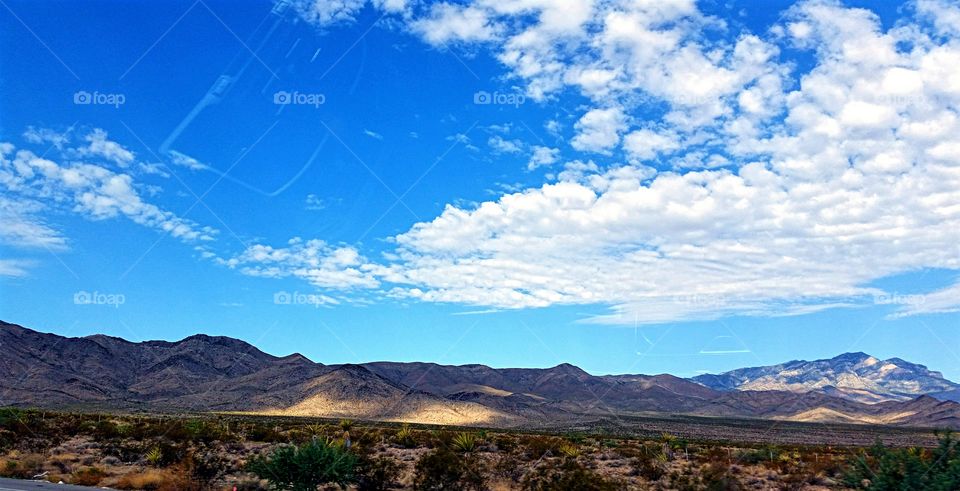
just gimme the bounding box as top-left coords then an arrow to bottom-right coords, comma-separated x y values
2,320 -> 959,430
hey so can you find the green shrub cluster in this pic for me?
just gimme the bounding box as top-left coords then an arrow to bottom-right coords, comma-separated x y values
844,431 -> 960,490
247,438 -> 358,490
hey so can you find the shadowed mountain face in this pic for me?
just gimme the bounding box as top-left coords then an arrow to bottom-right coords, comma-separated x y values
3,321 -> 960,429
692,352 -> 960,404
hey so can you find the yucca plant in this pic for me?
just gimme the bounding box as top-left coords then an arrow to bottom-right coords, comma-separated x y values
247,438 -> 358,490
394,424 -> 416,448
305,423 -> 326,437
452,432 -> 477,453
144,446 -> 163,467
558,443 -> 581,458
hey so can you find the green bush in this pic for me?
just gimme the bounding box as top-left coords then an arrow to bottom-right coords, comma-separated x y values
844,431 -> 960,490
247,438 -> 358,490
413,446 -> 485,490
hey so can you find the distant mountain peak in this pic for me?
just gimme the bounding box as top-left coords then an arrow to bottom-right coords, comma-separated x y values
831,352 -> 873,362
693,352 -> 960,404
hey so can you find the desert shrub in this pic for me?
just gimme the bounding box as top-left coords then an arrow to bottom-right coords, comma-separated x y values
182,419 -> 231,443
522,436 -> 562,460
564,432 -> 586,444
246,424 -> 285,443
356,455 -> 402,491
844,432 -> 960,490
246,438 -> 358,490
0,429 -> 15,452
413,446 -> 486,491
187,444 -> 228,486
83,419 -> 123,440
632,456 -> 666,482
70,466 -> 106,485
521,458 -> 618,491
700,462 -> 741,491
491,434 -> 518,453
230,475 -> 270,490
0,454 -> 45,478
735,446 -> 780,466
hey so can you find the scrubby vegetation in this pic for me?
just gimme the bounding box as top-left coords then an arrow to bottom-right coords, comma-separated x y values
844,431 -> 960,490
0,406 -> 950,489
247,438 -> 357,489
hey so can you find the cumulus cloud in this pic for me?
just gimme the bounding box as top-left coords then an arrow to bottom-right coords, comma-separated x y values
287,0 -> 367,27
571,108 -> 627,154
527,146 -> 559,170
488,135 -> 523,154
411,3 -> 498,45
355,0 -> 960,323
218,1 -> 960,323
73,129 -> 135,167
221,237 -> 379,289
623,128 -> 680,161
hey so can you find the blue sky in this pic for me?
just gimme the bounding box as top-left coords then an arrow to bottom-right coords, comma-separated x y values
1,0 -> 959,379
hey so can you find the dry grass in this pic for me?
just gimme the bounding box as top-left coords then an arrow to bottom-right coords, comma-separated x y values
114,467 -> 193,490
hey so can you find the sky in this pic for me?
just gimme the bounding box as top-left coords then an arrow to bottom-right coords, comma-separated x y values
1,0 -> 959,379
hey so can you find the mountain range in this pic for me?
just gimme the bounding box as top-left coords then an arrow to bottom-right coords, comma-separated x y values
3,320 -> 960,430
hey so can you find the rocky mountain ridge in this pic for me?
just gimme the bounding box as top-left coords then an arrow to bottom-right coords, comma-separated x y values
692,352 -> 960,404
3,320 -> 959,430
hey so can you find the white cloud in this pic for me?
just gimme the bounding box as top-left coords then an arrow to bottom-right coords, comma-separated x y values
168,150 -> 209,171
527,146 -> 559,170
623,128 -> 680,161
222,238 -> 379,289
412,3 -> 498,45
188,1 -> 960,324
890,280 -> 960,318
0,196 -> 67,250
0,259 -> 34,277
488,135 -> 523,154
73,129 -> 135,167
544,119 -> 561,137
0,135 -> 216,245
305,193 -> 326,210
355,1 -> 960,323
364,129 -> 384,140
23,127 -> 70,149
287,0 -> 367,27
570,107 -> 627,154
916,0 -> 960,36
